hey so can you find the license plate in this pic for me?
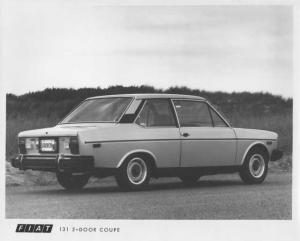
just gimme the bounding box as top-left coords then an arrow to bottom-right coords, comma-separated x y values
40,139 -> 57,152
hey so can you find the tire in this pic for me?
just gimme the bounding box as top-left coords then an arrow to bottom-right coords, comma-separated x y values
56,172 -> 90,190
239,148 -> 268,184
115,156 -> 151,191
179,174 -> 201,186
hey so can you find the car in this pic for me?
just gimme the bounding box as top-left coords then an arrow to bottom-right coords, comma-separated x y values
11,93 -> 283,190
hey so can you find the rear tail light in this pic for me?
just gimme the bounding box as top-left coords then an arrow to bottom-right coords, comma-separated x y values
18,137 -> 26,154
69,136 -> 79,154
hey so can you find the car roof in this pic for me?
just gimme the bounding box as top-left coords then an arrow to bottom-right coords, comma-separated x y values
86,93 -> 206,101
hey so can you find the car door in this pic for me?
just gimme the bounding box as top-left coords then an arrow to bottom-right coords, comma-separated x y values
134,98 -> 181,168
172,99 -> 237,167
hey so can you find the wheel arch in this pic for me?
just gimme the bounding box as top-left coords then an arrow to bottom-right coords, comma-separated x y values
241,142 -> 270,165
117,149 -> 157,169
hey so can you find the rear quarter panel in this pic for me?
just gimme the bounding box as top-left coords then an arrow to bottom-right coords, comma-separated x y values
78,124 -> 181,168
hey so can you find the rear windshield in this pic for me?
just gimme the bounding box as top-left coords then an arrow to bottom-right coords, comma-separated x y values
61,97 -> 132,123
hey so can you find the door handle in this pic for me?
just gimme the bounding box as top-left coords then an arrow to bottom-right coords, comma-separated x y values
181,132 -> 190,137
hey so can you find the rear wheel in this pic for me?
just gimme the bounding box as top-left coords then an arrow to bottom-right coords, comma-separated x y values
179,174 -> 201,185
56,172 -> 90,190
115,156 -> 151,191
239,148 -> 268,184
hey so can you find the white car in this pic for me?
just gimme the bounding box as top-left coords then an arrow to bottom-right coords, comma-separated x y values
12,94 -> 283,190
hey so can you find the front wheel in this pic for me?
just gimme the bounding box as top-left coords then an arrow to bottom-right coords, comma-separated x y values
239,148 -> 268,184
56,173 -> 90,190
115,156 -> 151,191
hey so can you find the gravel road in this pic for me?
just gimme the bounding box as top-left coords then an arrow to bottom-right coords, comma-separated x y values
6,172 -> 291,219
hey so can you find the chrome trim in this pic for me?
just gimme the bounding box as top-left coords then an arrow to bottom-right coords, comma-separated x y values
23,156 -> 57,160
116,97 -> 135,122
86,93 -> 206,101
170,99 -> 182,166
133,99 -> 147,124
59,121 -> 117,124
206,101 -> 231,128
84,138 -> 275,144
85,139 -> 180,144
18,135 -> 77,139
134,124 -> 179,129
124,98 -> 142,115
57,154 -> 62,172
170,99 -> 181,128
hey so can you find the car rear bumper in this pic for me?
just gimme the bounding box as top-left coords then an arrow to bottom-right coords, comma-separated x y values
270,149 -> 283,162
11,154 -> 94,172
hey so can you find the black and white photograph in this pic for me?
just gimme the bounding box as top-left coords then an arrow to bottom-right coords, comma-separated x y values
0,0 -> 299,240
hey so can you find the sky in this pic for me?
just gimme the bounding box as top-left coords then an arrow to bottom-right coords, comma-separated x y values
1,2 -> 293,97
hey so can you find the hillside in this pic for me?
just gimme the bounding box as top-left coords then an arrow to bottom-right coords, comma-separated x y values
6,86 -> 292,158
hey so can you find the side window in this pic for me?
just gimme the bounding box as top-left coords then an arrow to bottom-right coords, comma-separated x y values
136,99 -> 176,127
120,99 -> 143,123
210,108 -> 228,127
173,100 -> 213,127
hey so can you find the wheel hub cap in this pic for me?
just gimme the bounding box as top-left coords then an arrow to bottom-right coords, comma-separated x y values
127,158 -> 147,185
249,154 -> 265,178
